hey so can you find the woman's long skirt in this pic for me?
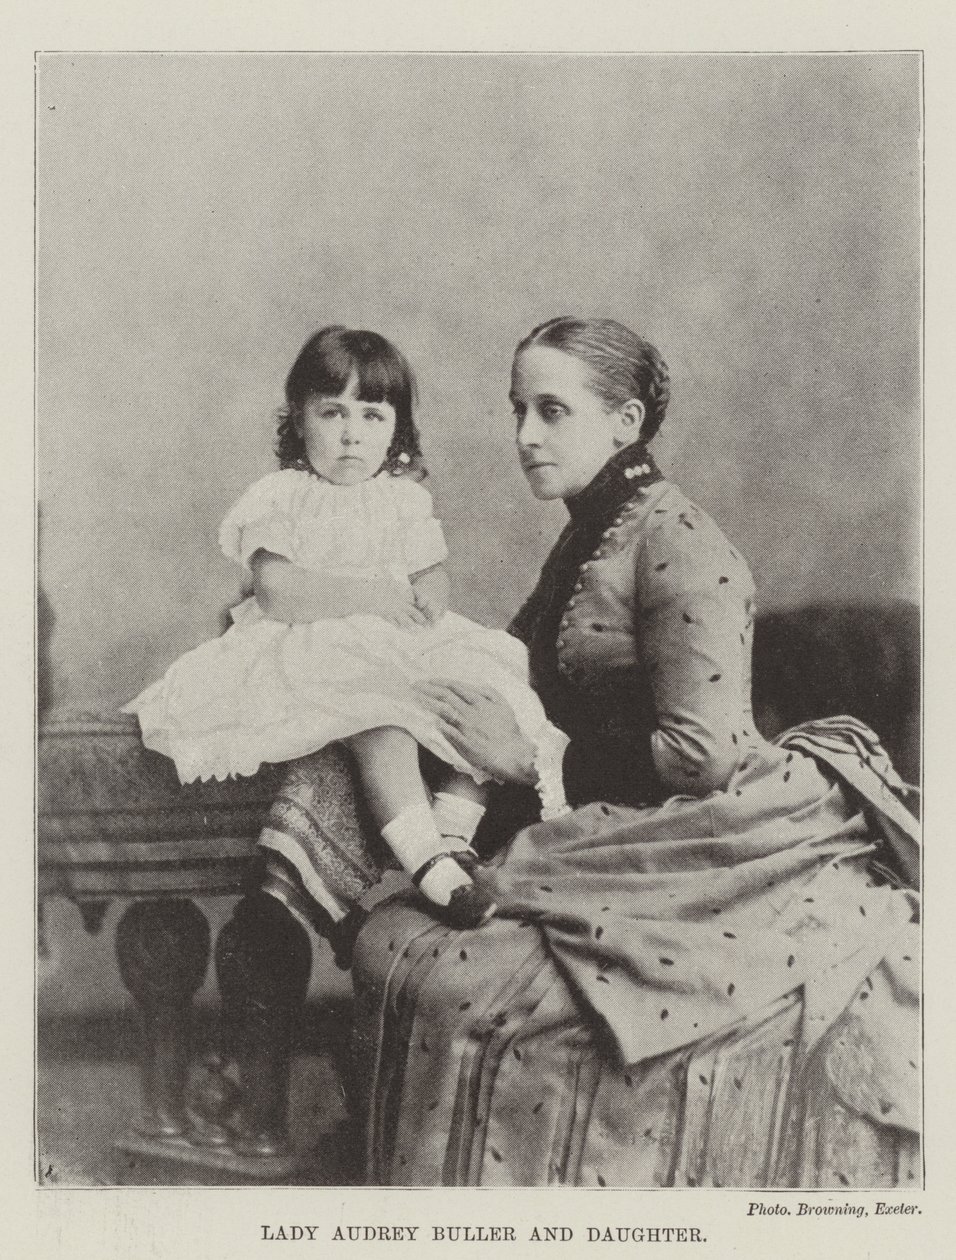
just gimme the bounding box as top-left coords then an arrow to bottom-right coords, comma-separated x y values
262,723 -> 920,1187
351,895 -> 918,1187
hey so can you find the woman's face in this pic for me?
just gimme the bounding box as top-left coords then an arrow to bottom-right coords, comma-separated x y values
510,346 -> 631,501
298,372 -> 397,484
511,347 -> 639,504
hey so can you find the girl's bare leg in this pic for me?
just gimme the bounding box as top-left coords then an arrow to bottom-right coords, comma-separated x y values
346,725 -> 430,826
434,770 -> 489,807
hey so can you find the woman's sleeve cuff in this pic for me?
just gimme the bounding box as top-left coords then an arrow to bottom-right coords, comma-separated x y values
533,722 -> 572,820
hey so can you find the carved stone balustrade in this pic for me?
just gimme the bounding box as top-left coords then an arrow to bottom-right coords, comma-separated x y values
38,712 -> 322,1184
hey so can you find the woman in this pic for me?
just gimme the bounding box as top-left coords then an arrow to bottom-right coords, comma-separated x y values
345,317 -> 919,1188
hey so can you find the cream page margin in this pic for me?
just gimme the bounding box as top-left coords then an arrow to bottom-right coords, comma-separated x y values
3,3 -> 953,1258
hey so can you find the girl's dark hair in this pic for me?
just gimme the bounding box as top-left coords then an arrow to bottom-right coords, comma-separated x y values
276,326 -> 425,478
514,317 -> 670,443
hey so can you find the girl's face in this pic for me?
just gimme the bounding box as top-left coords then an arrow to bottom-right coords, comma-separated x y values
510,346 -> 637,500
298,372 -> 397,485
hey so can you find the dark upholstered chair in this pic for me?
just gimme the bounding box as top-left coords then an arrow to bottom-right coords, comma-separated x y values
752,600 -> 919,785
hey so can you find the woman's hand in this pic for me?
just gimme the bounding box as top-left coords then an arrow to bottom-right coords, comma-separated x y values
413,679 -> 538,786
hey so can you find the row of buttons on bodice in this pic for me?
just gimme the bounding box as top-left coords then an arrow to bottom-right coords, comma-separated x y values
555,468 -> 655,680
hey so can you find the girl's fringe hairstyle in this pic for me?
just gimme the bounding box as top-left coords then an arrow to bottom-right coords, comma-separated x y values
515,316 -> 670,444
276,326 -> 426,479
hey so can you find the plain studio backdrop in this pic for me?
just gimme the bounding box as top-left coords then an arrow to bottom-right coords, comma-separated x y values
36,53 -> 920,715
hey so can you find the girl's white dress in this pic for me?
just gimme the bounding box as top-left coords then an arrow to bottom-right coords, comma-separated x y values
125,468 -> 546,784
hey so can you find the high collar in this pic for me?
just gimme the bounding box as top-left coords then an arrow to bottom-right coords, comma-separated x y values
564,442 -> 663,524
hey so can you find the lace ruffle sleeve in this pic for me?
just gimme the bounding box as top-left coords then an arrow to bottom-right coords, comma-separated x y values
217,470 -> 302,569
392,477 -> 449,575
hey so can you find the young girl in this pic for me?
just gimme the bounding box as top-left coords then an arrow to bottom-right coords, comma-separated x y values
125,326 -> 551,929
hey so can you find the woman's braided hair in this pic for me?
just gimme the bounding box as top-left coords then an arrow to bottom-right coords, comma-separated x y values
514,317 -> 670,443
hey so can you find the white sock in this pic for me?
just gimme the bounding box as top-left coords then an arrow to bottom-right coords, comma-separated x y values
381,803 -> 472,906
432,792 -> 486,849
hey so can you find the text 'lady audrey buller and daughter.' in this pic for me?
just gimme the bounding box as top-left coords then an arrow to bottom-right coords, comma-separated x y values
259,1224 -> 708,1243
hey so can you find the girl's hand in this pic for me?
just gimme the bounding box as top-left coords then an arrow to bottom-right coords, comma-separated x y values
413,679 -> 538,785
413,587 -> 447,624
373,577 -> 430,630
410,564 -> 450,625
